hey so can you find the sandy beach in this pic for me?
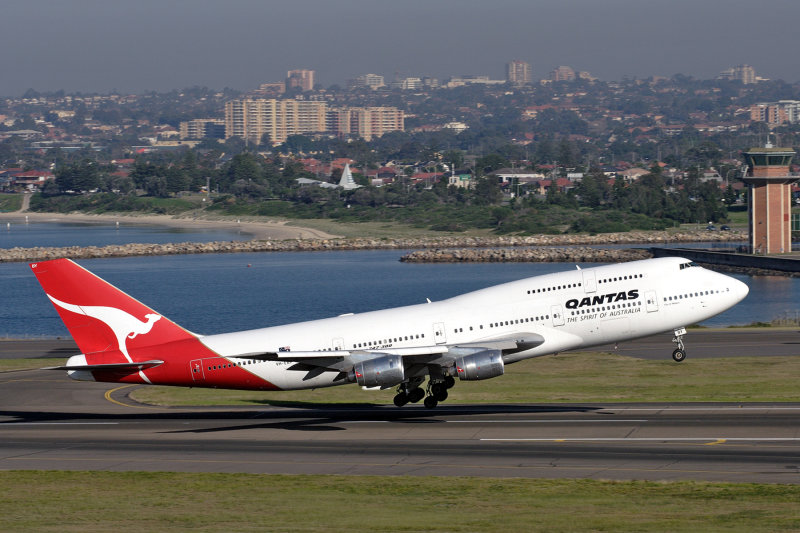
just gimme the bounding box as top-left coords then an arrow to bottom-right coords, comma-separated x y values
0,209 -> 341,240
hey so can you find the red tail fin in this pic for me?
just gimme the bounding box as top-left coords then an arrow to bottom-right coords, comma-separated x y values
30,259 -> 195,359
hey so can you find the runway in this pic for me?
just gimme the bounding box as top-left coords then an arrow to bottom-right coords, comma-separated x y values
2,368 -> 800,483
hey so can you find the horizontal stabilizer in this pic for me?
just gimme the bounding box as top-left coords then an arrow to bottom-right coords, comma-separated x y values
43,360 -> 164,372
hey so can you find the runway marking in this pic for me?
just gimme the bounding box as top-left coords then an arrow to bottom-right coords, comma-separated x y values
0,422 -> 119,426
103,385 -> 162,410
599,407 -> 800,412
705,439 -> 727,446
442,419 -> 649,423
481,437 -> 800,443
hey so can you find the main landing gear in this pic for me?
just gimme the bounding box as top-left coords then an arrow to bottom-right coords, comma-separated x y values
672,327 -> 687,362
393,376 -> 455,408
393,378 -> 425,407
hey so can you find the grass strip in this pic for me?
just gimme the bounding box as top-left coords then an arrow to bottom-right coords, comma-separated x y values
0,358 -> 63,372
0,471 -> 798,532
131,352 -> 800,407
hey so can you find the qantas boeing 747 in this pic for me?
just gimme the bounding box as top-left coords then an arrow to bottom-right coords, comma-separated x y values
31,256 -> 748,408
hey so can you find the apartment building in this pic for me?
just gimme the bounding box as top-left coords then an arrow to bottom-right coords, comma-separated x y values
226,99 -> 403,144
329,107 -> 405,141
750,100 -> 800,125
506,60 -> 531,85
550,66 -> 576,82
348,73 -> 385,90
719,64 -> 756,85
286,69 -> 315,91
179,119 -> 225,140
225,99 -> 327,144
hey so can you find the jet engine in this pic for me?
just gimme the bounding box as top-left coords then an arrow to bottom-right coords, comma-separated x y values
348,354 -> 405,387
454,350 -> 504,381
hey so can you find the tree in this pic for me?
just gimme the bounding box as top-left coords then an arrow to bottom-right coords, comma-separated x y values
473,177 -> 502,205
55,159 -> 102,192
475,154 -> 509,176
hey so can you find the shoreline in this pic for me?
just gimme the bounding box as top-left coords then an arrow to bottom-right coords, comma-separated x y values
0,210 -> 750,264
0,210 -> 342,240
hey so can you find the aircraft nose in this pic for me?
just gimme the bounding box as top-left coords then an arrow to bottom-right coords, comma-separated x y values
732,278 -> 749,302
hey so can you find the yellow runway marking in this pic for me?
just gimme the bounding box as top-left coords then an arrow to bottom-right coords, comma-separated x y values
705,439 -> 727,445
104,385 -> 162,410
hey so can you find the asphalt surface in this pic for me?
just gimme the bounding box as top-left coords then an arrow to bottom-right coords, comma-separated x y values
2,330 -> 800,483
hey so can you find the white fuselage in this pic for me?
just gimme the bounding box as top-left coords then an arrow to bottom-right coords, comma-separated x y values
197,257 -> 749,390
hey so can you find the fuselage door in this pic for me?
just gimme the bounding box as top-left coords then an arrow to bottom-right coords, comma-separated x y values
645,290 -> 659,313
190,359 -> 205,382
433,322 -> 447,345
332,337 -> 344,350
551,305 -> 565,327
582,270 -> 597,293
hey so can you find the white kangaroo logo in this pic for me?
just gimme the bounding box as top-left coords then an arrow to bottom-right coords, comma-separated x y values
47,294 -> 161,365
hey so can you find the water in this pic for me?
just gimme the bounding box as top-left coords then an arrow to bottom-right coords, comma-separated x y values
0,220 -> 248,248
0,249 -> 795,338
0,223 -> 795,337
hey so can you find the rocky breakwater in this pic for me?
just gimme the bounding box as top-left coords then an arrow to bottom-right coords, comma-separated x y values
0,229 -> 742,263
400,247 -> 653,263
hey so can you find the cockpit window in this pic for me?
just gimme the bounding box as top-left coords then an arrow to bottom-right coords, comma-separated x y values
679,262 -> 699,270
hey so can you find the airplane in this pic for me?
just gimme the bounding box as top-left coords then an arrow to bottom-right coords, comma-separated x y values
30,256 -> 749,408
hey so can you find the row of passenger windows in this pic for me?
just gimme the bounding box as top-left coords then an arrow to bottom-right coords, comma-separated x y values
526,272 -> 645,296
207,360 -> 255,371
528,283 -> 580,295
598,273 -> 643,283
452,315 -> 552,335
351,333 -> 426,350
663,288 -> 727,302
570,301 -> 641,316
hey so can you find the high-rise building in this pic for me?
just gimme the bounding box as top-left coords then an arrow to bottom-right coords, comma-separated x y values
391,77 -> 423,90
506,60 -> 531,85
718,64 -> 756,84
179,119 -> 225,140
286,69 -> 315,91
549,66 -> 576,82
348,74 -> 385,90
226,99 -> 403,144
750,100 -> 800,125
329,107 -> 404,141
225,98 -> 327,145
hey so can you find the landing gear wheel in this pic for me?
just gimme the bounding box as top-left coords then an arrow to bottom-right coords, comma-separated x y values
444,376 -> 455,389
671,327 -> 687,363
424,396 -> 438,409
408,388 -> 425,403
433,389 -> 448,402
393,393 -> 409,407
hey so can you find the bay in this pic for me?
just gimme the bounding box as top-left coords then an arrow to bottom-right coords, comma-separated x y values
0,221 -> 794,338
0,249 -> 794,339
0,220 -> 248,248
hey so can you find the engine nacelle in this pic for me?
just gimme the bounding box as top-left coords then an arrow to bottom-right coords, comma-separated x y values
348,354 -> 405,388
454,350 -> 504,381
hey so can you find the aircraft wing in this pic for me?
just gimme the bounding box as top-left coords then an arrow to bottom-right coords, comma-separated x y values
241,332 -> 546,373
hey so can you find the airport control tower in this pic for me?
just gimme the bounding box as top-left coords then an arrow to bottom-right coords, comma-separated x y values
742,144 -> 798,254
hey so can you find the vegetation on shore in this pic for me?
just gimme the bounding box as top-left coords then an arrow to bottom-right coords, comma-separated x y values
27,152 -> 734,235
1,471 -> 798,532
0,193 -> 22,212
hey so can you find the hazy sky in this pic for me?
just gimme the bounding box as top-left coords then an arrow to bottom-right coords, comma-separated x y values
2,0 -> 799,96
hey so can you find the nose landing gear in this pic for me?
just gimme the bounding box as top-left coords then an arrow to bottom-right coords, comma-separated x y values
672,327 -> 687,362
